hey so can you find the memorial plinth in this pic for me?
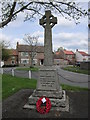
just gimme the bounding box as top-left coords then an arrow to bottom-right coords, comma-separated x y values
24,10 -> 69,112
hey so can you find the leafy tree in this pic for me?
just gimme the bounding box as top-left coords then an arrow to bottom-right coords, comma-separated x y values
23,34 -> 39,68
57,47 -> 64,52
0,40 -> 10,61
56,47 -> 66,52
0,0 -> 87,28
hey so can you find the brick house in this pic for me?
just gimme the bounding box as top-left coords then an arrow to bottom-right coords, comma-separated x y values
17,42 -> 44,67
60,50 -> 75,64
54,51 -> 69,65
4,49 -> 18,66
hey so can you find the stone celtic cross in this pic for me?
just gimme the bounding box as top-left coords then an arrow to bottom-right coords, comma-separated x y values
39,10 -> 57,66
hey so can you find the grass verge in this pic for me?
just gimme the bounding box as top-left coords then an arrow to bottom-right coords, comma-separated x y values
2,74 -> 89,100
2,74 -> 37,100
62,66 -> 89,75
61,84 -> 89,91
16,67 -> 39,71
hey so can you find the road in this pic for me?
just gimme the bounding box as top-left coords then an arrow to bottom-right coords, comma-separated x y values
57,67 -> 89,88
0,67 -> 89,88
32,67 -> 89,88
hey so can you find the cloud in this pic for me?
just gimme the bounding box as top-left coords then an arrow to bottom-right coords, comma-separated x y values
57,17 -> 75,27
0,30 -> 88,53
7,13 -> 25,28
0,33 -> 11,43
0,33 -> 23,49
0,32 -> 44,49
52,32 -> 88,52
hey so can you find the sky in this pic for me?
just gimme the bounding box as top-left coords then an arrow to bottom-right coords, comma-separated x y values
0,1 -> 89,53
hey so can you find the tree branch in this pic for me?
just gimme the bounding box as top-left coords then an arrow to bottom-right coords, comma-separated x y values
0,2 -> 16,28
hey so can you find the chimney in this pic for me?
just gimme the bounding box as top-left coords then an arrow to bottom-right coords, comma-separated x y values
17,42 -> 19,49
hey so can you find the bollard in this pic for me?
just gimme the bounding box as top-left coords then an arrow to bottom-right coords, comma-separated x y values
12,69 -> 14,76
29,70 -> 31,79
1,68 -> 3,74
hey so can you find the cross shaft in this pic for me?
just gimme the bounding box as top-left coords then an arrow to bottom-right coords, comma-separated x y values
39,10 -> 57,66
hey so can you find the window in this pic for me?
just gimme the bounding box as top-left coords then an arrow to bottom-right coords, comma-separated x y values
12,56 -> 15,59
21,59 -> 29,64
11,60 -> 15,65
21,52 -> 28,56
33,59 -> 37,65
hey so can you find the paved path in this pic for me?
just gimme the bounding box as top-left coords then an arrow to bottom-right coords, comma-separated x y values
2,89 -> 88,118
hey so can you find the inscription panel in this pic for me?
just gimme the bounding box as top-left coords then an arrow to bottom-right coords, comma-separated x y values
37,70 -> 57,90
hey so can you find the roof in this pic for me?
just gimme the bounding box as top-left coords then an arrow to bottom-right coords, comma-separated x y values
78,51 -> 88,56
7,49 -> 18,56
63,50 -> 75,55
54,52 -> 62,59
17,45 -> 44,53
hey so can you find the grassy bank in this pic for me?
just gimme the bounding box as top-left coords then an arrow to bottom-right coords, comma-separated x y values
62,66 -> 89,75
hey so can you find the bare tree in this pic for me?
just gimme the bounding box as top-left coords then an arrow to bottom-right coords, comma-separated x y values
23,34 -> 39,67
0,0 -> 87,28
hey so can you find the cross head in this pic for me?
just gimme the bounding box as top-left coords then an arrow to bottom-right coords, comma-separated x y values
39,10 -> 57,28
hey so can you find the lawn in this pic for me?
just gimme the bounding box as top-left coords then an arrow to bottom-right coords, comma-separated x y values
16,67 -> 39,71
62,66 -> 89,75
2,74 -> 37,99
2,74 -> 89,100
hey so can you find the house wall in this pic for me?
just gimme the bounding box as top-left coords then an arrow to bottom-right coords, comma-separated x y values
60,50 -> 75,64
18,52 -> 31,67
4,55 -> 18,65
75,51 -> 88,62
80,62 -> 90,70
54,59 -> 69,65
18,52 -> 44,67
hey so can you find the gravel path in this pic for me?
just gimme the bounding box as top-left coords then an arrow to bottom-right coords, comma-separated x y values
2,89 -> 88,119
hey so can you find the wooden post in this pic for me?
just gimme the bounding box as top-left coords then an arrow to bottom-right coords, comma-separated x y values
12,69 -> 14,76
1,68 -> 3,74
29,70 -> 31,79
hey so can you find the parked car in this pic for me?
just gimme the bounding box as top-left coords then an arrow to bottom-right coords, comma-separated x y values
75,62 -> 80,67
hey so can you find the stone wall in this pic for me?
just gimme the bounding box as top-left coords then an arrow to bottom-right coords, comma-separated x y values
80,62 -> 90,70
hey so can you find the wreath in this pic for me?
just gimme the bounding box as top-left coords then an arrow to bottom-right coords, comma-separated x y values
36,97 -> 51,114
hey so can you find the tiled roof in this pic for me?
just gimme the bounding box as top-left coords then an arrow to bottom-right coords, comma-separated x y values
63,50 -> 75,55
17,45 -> 44,53
7,49 -> 18,56
54,52 -> 62,59
78,51 -> 88,56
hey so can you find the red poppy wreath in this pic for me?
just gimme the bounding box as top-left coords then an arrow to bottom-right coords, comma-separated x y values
36,97 -> 51,114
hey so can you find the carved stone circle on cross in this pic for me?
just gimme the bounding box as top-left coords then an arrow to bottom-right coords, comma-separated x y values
39,10 -> 57,28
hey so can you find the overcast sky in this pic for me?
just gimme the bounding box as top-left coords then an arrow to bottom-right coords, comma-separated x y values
0,1 -> 89,53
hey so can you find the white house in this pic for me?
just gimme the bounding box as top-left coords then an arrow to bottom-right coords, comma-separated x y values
75,49 -> 90,62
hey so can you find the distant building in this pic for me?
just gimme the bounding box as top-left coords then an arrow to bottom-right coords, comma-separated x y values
17,42 -> 44,67
60,50 -> 75,65
4,49 -> 18,66
75,49 -> 90,62
54,51 -> 69,65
